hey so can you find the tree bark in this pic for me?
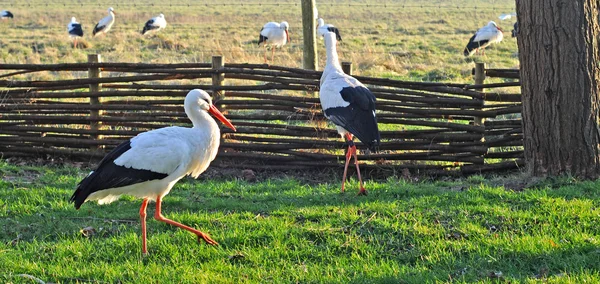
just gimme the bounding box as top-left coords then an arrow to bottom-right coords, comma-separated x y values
517,0 -> 600,178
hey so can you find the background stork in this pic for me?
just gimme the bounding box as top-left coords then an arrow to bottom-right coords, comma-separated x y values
511,22 -> 519,38
141,13 -> 167,36
68,17 -> 83,48
318,30 -> 380,196
92,7 -> 115,37
317,18 -> 342,41
257,21 -> 290,63
464,21 -> 503,56
1,10 -> 13,20
70,89 -> 237,255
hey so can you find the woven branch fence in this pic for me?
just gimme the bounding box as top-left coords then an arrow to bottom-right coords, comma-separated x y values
0,56 -> 522,175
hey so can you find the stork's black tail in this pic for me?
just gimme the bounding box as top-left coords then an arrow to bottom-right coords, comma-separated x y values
464,35 -> 487,56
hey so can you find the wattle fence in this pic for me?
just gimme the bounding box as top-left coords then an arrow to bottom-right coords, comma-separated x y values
0,55 -> 522,175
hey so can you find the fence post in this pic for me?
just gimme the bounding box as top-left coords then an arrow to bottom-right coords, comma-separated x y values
473,62 -> 486,127
88,54 -> 103,149
301,0 -> 318,71
342,61 -> 352,75
212,55 -> 225,111
473,62 -> 486,166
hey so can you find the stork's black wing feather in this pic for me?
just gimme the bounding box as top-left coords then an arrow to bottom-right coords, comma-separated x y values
463,34 -> 488,56
324,86 -> 380,151
69,140 -> 168,209
141,19 -> 156,35
327,27 -> 342,41
69,24 -> 84,37
92,23 -> 104,36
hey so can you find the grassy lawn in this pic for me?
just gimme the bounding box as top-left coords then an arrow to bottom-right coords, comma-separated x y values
1,160 -> 599,283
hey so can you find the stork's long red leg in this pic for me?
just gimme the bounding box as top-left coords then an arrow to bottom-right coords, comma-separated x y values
352,148 -> 367,195
139,198 -> 149,255
263,45 -> 267,63
341,144 -> 352,193
340,133 -> 354,193
154,196 -> 218,245
271,47 -> 275,62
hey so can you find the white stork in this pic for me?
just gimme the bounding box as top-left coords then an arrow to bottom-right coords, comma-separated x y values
464,21 -> 503,56
319,31 -> 380,196
317,18 -> 342,41
70,89 -> 237,255
92,7 -> 115,37
141,13 -> 167,36
1,10 -> 13,20
258,21 -> 290,63
68,17 -> 84,48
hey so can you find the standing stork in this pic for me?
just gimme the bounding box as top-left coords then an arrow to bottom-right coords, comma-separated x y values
1,10 -> 13,20
68,17 -> 83,48
318,31 -> 380,196
141,13 -> 167,36
463,21 -> 503,56
257,21 -> 290,63
92,7 -> 115,37
70,89 -> 237,255
317,18 -> 342,41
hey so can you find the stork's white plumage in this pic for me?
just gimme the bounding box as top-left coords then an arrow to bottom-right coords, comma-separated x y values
92,7 -> 115,37
258,21 -> 290,63
317,18 -> 342,41
498,12 -> 516,21
68,17 -> 83,48
70,89 -> 237,255
464,21 -> 503,56
141,13 -> 167,35
319,30 -> 380,196
1,10 -> 13,19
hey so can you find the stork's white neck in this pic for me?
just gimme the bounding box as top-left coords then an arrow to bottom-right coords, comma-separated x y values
185,105 -> 218,131
323,33 -> 343,75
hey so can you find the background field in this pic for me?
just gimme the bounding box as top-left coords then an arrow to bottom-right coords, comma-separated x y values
0,0 -> 518,82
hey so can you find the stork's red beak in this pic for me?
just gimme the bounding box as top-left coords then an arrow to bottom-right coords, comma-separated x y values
209,105 -> 236,131
285,30 -> 290,43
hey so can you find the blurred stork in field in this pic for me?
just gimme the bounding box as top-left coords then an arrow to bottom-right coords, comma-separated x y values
258,21 -> 290,63
1,10 -> 13,20
68,17 -> 83,48
93,7 -> 115,37
511,22 -> 519,38
141,13 -> 167,36
70,89 -> 237,255
464,21 -> 504,56
318,29 -> 380,196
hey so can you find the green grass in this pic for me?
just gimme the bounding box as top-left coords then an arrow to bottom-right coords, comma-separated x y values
1,160 -> 599,283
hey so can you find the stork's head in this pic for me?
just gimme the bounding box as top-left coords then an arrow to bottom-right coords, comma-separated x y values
185,89 -> 236,131
159,13 -> 165,19
488,21 -> 502,32
108,7 -> 116,15
71,17 -> 77,23
281,21 -> 290,43
317,18 -> 324,29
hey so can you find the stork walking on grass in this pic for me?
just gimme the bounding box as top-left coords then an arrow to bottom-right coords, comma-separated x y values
141,13 -> 167,36
68,17 -> 83,48
93,7 -> 115,37
258,21 -> 290,63
70,89 -> 237,255
318,29 -> 380,196
464,21 -> 503,56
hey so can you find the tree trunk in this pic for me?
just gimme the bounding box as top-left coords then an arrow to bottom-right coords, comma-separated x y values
516,0 -> 600,178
